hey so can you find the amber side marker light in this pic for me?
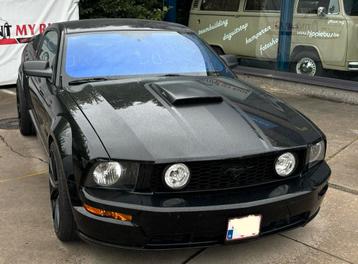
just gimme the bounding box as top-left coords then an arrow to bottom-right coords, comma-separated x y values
84,204 -> 132,222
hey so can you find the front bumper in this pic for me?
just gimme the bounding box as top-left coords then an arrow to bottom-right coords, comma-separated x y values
73,162 -> 330,250
348,62 -> 358,71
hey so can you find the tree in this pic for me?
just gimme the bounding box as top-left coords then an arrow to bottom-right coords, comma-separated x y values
79,0 -> 168,21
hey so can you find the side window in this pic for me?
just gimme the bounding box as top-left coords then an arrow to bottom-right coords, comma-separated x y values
297,0 -> 319,14
344,0 -> 358,16
245,0 -> 281,11
38,31 -> 58,69
328,0 -> 340,14
298,0 -> 340,14
201,0 -> 240,11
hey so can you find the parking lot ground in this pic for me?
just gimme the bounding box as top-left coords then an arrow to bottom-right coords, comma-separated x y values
0,83 -> 357,264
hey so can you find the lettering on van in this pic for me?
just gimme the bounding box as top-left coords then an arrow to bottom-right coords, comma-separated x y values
297,30 -> 340,39
246,26 -> 271,45
198,19 -> 229,35
328,20 -> 345,26
259,37 -> 278,55
223,23 -> 248,41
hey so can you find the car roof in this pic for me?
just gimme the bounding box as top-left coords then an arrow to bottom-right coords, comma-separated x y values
49,18 -> 193,34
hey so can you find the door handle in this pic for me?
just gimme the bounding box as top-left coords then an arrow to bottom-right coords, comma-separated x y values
39,89 -> 45,97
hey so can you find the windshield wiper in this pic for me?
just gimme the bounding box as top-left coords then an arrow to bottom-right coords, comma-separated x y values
68,77 -> 113,86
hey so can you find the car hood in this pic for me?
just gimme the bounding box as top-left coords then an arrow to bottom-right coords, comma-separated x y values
67,76 -> 323,162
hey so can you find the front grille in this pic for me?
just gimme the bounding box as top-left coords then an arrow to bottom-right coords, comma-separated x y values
150,151 -> 304,193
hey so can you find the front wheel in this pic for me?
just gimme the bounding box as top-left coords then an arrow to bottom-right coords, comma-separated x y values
291,52 -> 323,77
49,142 -> 77,242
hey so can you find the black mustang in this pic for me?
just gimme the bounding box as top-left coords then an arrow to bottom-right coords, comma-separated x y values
17,19 -> 330,249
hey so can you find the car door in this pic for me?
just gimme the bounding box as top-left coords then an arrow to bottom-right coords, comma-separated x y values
28,30 -> 59,142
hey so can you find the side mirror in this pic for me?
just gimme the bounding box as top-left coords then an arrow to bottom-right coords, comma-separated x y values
317,6 -> 327,17
23,61 -> 53,78
220,54 -> 239,68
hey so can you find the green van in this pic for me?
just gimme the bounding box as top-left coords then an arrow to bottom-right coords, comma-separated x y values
189,0 -> 358,76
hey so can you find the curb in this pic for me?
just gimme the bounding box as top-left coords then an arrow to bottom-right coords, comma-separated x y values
237,74 -> 358,105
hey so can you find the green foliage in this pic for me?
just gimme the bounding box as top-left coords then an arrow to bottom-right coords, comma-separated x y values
79,0 -> 168,20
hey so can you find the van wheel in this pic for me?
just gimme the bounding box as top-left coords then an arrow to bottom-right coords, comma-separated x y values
16,80 -> 35,136
49,142 -> 78,242
292,51 -> 323,77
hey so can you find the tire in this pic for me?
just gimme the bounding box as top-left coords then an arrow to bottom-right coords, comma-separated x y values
291,51 -> 323,77
49,142 -> 77,242
16,79 -> 35,136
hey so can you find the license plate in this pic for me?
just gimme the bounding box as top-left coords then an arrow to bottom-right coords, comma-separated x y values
226,215 -> 262,241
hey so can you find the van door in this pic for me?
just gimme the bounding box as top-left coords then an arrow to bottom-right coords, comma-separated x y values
189,0 -> 282,61
292,0 -> 348,70
188,0 -> 245,54
241,0 -> 281,60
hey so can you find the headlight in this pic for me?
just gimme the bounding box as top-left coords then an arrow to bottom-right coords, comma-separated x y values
93,162 -> 123,186
87,161 -> 139,189
275,152 -> 297,177
164,163 -> 191,190
308,140 -> 326,166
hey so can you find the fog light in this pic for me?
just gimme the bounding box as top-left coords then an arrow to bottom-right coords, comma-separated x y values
275,152 -> 296,177
84,204 -> 132,222
164,163 -> 190,190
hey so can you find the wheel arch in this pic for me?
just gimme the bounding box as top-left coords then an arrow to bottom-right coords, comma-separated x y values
48,116 -> 83,206
49,117 -> 73,159
48,116 -> 73,181
291,45 -> 322,64
16,70 -> 26,101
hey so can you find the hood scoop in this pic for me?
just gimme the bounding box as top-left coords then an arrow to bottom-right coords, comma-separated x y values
153,80 -> 223,106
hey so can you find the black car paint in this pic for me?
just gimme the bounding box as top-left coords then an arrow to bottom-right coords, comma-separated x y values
76,162 -> 329,249
67,76 -> 323,163
18,19 -> 330,249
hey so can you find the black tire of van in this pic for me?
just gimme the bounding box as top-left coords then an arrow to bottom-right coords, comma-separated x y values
291,51 -> 323,77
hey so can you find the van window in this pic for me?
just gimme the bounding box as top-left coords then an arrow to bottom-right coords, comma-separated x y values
297,0 -> 319,14
298,0 -> 340,14
201,0 -> 240,11
245,0 -> 281,11
344,0 -> 358,16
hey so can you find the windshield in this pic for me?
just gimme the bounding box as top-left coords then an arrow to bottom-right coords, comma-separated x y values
344,0 -> 358,15
64,31 -> 232,80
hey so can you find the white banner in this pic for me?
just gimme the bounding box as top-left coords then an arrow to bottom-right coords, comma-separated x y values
0,0 -> 79,86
